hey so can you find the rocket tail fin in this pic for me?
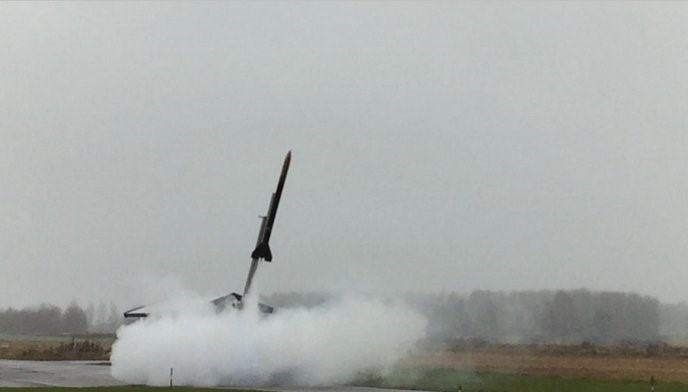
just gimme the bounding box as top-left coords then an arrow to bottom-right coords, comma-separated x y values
251,242 -> 273,262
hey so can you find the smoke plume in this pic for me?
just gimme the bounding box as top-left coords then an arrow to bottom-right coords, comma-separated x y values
110,294 -> 426,386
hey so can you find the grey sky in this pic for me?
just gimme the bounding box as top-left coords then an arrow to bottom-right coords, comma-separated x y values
2,2 -> 688,308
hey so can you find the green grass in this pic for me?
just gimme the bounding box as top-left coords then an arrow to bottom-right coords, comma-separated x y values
2,370 -> 688,392
353,368 -> 688,392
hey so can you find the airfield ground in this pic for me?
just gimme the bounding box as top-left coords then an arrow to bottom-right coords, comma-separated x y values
406,343 -> 688,384
1,362 -> 687,392
0,389 -> 258,392
0,372 -> 687,392
0,335 -> 112,361
354,368 -> 688,392
2,338 -> 688,391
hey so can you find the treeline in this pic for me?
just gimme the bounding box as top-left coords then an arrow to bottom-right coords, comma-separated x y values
414,290 -> 661,343
5,291 -> 687,342
0,301 -> 122,335
660,301 -> 688,339
264,289 -> 688,344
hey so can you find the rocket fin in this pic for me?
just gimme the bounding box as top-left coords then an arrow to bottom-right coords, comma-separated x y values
251,242 -> 273,262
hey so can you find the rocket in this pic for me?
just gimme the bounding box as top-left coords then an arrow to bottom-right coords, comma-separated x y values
242,151 -> 291,296
250,150 -> 291,262
123,151 -> 292,318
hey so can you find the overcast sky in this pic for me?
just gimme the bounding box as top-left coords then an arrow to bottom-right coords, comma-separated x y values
2,2 -> 688,308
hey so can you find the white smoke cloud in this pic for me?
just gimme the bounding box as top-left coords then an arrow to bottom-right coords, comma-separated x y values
110,294 -> 426,386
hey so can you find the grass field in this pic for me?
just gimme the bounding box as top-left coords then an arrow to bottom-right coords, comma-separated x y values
3,336 -> 688,391
0,369 -> 685,391
0,377 -> 686,392
354,368 -> 688,392
408,345 -> 688,384
0,335 -> 113,360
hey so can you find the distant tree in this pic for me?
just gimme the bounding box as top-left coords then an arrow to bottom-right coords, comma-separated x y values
542,291 -> 580,342
0,304 -> 63,335
506,291 -> 550,341
626,294 -> 659,340
422,292 -> 472,341
107,301 -> 122,332
85,303 -> 96,331
659,302 -> 688,339
33,304 -> 63,335
592,309 -> 613,342
95,301 -> 107,330
62,301 -> 88,334
466,290 -> 500,338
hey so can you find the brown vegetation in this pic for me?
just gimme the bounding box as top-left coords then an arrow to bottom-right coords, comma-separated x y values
0,336 -> 114,360
409,341 -> 688,384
